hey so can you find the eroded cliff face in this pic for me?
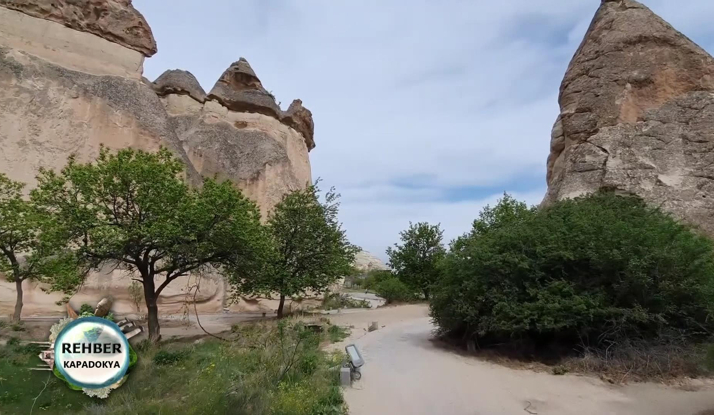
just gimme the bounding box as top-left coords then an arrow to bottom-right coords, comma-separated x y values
0,1 -> 314,317
543,0 -> 714,236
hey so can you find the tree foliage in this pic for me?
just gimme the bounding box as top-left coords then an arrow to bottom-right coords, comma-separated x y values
375,277 -> 415,304
386,222 -> 446,299
234,183 -> 358,318
0,174 -> 78,321
431,192 -> 714,348
354,269 -> 393,291
31,147 -> 269,340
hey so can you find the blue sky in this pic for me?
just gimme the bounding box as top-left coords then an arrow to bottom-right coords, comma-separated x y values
135,0 -> 714,260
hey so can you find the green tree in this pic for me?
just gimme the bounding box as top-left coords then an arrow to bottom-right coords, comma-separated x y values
375,276 -> 415,304
431,192 -> 714,347
356,269 -> 393,291
31,147 -> 269,341
386,222 -> 446,299
0,174 -> 40,321
235,183 -> 358,318
0,174 -> 77,321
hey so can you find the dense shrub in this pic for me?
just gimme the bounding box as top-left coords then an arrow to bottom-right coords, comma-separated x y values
431,192 -> 714,348
355,270 -> 393,291
79,304 -> 94,315
375,277 -> 416,304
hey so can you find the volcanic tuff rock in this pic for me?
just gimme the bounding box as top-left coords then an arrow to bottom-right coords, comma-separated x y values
281,100 -> 316,151
152,69 -> 207,102
0,1 -> 314,315
353,251 -> 389,272
543,0 -> 714,236
158,60 -> 313,218
0,0 -> 157,56
208,58 -> 282,118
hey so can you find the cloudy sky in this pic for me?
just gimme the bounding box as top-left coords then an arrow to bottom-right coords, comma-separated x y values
135,0 -> 714,260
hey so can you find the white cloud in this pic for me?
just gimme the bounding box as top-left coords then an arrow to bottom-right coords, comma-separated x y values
134,0 -> 714,258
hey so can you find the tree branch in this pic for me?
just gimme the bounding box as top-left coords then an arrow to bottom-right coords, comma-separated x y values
154,273 -> 181,297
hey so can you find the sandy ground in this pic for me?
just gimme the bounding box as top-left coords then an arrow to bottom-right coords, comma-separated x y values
328,304 -> 714,415
0,293 -> 376,343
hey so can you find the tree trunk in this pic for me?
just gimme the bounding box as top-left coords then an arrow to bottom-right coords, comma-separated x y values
13,279 -> 23,321
142,278 -> 161,342
423,288 -> 430,301
277,294 -> 286,319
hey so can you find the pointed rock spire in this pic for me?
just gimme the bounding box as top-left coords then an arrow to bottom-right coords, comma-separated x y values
208,58 -> 281,118
281,100 -> 315,151
544,0 -> 714,236
555,0 -> 714,152
207,58 -> 316,151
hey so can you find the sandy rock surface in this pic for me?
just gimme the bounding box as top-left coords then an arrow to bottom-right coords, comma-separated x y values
0,0 -> 157,56
544,0 -> 714,237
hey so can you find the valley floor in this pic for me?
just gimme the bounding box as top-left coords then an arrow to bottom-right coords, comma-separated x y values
329,305 -> 714,415
5,304 -> 714,414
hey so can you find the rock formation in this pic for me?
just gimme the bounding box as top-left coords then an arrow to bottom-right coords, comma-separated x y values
0,1 -> 314,317
543,0 -> 714,236
0,0 -> 157,56
353,251 -> 389,272
151,69 -> 207,103
159,59 -> 313,217
208,58 -> 281,118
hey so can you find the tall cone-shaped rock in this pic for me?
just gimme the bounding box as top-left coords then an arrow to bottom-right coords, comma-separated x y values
208,57 -> 281,118
543,0 -> 714,236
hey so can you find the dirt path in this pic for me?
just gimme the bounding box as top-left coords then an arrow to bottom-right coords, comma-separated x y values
330,305 -> 714,415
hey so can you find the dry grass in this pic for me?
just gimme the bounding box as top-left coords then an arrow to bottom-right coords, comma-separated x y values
433,335 -> 714,385
561,341 -> 714,384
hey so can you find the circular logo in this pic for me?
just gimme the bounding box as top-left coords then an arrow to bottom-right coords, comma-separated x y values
54,316 -> 130,389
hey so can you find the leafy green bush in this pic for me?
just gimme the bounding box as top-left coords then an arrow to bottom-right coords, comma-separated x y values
431,192 -> 714,348
79,303 -> 94,315
355,270 -> 393,291
375,277 -> 415,304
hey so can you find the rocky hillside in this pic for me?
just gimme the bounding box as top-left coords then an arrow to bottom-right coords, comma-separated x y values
543,0 -> 714,236
0,0 -> 313,316
353,251 -> 389,272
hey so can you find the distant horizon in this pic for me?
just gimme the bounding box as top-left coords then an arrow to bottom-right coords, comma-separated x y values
136,0 -> 714,262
